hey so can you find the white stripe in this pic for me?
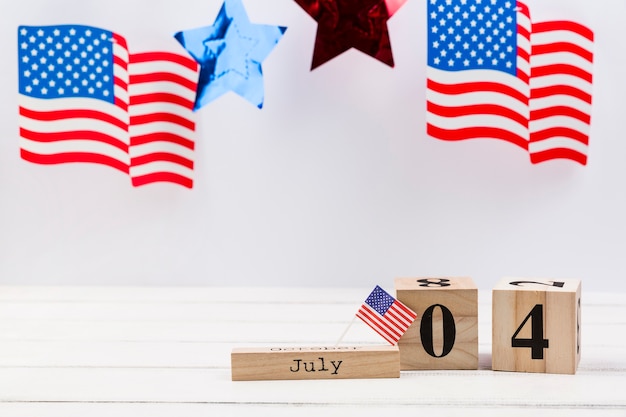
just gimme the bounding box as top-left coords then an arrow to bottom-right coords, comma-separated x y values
387,305 -> 412,330
530,95 -> 592,114
428,67 -> 529,92
531,52 -> 593,75
128,82 -> 197,104
529,137 -> 588,155
114,85 -> 129,105
128,102 -> 196,121
427,112 -> 529,139
129,122 -> 195,139
389,304 -> 416,327
19,137 -> 130,164
361,305 -> 403,334
356,310 -> 397,344
530,73 -> 592,93
428,90 -> 529,117
362,305 -> 405,335
129,60 -> 198,84
517,10 -> 531,33
18,95 -> 128,122
19,116 -> 128,142
129,161 -> 194,178
532,30 -> 594,55
113,43 -> 129,64
130,141 -> 195,160
529,115 -> 590,134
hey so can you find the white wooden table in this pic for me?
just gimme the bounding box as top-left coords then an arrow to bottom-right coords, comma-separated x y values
0,286 -> 624,416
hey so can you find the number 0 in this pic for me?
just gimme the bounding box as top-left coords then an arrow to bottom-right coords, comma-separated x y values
420,304 -> 456,358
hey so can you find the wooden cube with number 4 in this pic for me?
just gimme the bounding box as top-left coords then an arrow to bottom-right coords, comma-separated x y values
492,278 -> 582,374
395,277 -> 478,370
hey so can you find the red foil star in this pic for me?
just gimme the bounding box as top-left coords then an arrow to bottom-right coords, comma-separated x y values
295,0 -> 407,69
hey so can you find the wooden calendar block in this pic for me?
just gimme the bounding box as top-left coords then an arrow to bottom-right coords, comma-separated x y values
395,277 -> 478,370
492,278 -> 582,374
231,346 -> 399,381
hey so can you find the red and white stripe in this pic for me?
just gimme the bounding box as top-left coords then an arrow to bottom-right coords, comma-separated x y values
357,301 -> 417,345
128,50 -> 199,188
529,21 -> 594,165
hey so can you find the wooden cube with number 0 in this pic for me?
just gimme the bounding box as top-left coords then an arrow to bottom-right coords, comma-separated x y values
395,277 -> 478,370
492,278 -> 582,374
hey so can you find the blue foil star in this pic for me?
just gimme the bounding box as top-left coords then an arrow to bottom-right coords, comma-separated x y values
175,0 -> 286,109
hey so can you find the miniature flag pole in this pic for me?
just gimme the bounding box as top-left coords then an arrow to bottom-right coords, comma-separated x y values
334,316 -> 357,347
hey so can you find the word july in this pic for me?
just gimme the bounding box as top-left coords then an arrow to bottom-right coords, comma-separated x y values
231,346 -> 399,381
290,357 -> 342,374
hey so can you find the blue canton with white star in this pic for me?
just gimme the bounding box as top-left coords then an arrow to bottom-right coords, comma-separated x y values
365,286 -> 395,316
427,0 -> 518,75
18,25 -> 116,102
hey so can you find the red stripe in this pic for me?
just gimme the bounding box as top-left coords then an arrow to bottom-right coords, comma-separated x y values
532,42 -> 593,63
131,172 -> 193,188
427,79 -> 528,105
530,127 -> 589,144
427,101 -> 529,128
530,85 -> 592,104
530,148 -> 587,165
517,45 -> 530,62
516,1 -> 530,17
532,21 -> 594,42
130,72 -> 198,93
19,106 -> 127,132
427,124 -> 529,150
391,301 -> 418,321
530,106 -> 591,124
130,93 -> 195,110
130,113 -> 195,130
130,52 -> 198,72
114,75 -> 128,91
20,128 -> 128,152
112,33 -> 128,50
20,149 -> 129,173
357,306 -> 402,342
113,55 -> 128,71
363,306 -> 403,338
517,25 -> 530,42
130,132 -> 194,149
356,310 -> 396,345
385,308 -> 411,331
131,152 -> 193,169
531,64 -> 592,83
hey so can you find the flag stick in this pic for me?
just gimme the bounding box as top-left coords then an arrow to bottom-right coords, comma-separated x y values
335,316 -> 357,347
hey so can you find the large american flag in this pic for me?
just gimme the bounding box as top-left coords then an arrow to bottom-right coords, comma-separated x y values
18,25 -> 200,188
426,0 -> 594,165
356,285 -> 418,345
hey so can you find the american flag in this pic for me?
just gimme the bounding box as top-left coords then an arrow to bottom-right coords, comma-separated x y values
426,0 -> 593,165
18,25 -> 200,188
356,285 -> 417,345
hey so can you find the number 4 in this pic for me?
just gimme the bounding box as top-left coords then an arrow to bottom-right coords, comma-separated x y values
511,304 -> 549,359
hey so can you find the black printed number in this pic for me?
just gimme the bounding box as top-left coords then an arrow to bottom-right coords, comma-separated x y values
511,304 -> 549,359
420,304 -> 456,358
417,278 -> 451,287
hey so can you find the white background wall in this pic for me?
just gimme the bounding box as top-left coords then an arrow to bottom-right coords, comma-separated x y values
1,0 -> 624,291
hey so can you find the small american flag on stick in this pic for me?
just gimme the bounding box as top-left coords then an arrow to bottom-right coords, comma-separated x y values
356,286 -> 417,346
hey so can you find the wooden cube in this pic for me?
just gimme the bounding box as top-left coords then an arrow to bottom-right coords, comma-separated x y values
492,278 -> 582,374
231,346 -> 399,381
395,277 -> 478,370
